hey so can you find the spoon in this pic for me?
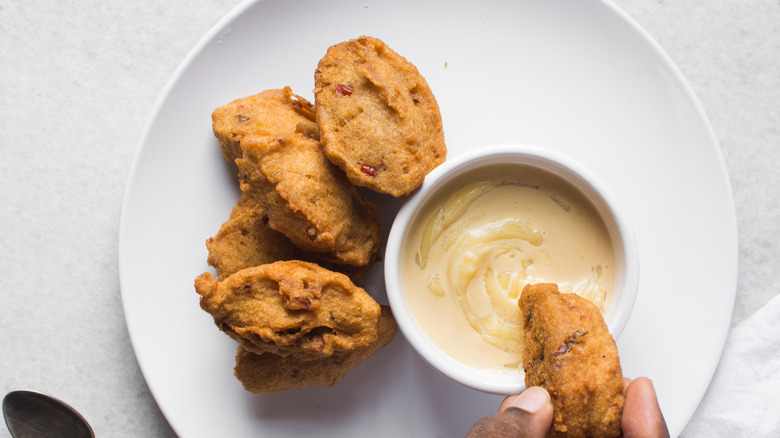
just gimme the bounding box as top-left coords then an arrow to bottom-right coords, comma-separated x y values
2,390 -> 94,438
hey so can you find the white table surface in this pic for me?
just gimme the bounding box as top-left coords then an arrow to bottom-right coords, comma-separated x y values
1,1 -> 778,436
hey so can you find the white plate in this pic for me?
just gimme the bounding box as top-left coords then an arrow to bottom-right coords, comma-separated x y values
119,0 -> 737,436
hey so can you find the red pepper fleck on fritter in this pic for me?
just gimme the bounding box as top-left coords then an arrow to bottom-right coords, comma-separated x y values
360,165 -> 377,177
335,84 -> 353,96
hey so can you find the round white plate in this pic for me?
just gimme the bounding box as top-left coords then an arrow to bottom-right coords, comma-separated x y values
119,0 -> 737,436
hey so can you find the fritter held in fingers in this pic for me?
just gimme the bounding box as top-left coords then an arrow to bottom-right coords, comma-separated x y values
237,133 -> 381,267
520,283 -> 624,438
234,306 -> 397,393
212,87 -> 318,163
314,36 -> 446,197
195,260 -> 381,359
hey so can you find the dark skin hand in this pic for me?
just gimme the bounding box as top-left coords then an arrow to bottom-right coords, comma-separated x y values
621,377 -> 670,438
466,377 -> 670,438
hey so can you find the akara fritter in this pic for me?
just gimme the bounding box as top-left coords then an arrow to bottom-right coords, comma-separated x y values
195,260 -> 381,359
237,132 -> 381,267
206,193 -> 298,280
212,87 -> 318,163
314,36 -> 446,197
205,193 -> 370,281
520,283 -> 624,438
233,305 -> 397,393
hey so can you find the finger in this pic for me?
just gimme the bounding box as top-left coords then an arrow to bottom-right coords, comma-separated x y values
498,386 -> 550,414
467,387 -> 553,438
498,393 -> 522,413
622,377 -> 670,438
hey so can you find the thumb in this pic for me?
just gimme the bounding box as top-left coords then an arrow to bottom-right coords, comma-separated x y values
467,387 -> 553,438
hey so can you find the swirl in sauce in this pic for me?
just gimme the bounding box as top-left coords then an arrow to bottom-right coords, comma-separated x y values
403,164 -> 615,373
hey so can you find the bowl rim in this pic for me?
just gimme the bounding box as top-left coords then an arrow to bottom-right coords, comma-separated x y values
384,142 -> 639,395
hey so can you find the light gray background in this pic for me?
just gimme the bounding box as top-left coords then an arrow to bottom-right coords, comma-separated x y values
1,1 -> 778,436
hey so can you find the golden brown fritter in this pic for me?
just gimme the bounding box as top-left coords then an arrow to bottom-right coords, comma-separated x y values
314,36 -> 446,197
212,87 -> 318,163
205,193 -> 370,281
233,306 -> 397,393
206,193 -> 299,280
520,283 -> 624,438
237,133 -> 381,267
195,260 -> 381,359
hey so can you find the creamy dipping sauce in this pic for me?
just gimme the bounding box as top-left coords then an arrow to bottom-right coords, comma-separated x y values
402,164 -> 615,373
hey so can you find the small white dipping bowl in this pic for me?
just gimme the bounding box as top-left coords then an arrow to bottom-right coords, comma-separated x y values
384,143 -> 638,395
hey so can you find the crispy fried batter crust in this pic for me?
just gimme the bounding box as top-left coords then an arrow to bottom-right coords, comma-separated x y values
205,193 -> 370,281
314,36 -> 446,197
237,132 -> 381,266
195,261 -> 381,359
212,87 -> 317,163
520,283 -> 624,438
206,193 -> 298,280
234,306 -> 397,393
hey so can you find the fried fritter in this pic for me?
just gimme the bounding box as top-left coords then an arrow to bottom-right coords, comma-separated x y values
314,36 -> 446,197
520,283 -> 624,438
206,193 -> 298,280
212,87 -> 318,163
195,260 -> 381,359
234,305 -> 397,393
205,193 -> 370,281
237,133 -> 381,266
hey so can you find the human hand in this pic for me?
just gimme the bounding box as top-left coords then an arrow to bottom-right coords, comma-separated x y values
466,386 -> 553,438
622,377 -> 670,438
466,377 -> 669,438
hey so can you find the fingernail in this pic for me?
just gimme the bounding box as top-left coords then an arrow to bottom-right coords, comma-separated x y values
508,386 -> 550,414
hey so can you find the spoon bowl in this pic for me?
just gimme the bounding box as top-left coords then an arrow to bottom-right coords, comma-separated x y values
3,390 -> 94,438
